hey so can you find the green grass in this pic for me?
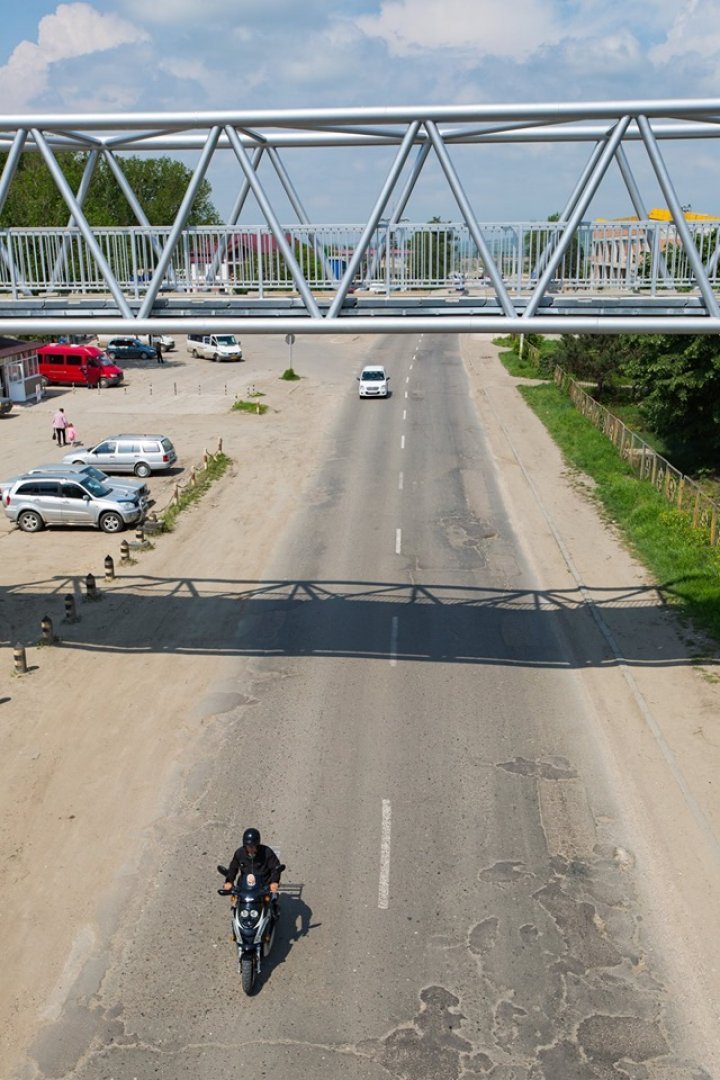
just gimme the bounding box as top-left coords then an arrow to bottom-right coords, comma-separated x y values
280,368 -> 300,381
232,398 -> 269,414
519,382 -> 720,643
161,453 -> 231,532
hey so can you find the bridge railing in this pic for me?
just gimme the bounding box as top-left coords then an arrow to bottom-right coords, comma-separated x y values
1,220 -> 717,298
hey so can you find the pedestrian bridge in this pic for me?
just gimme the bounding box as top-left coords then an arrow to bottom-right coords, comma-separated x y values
1,99 -> 720,336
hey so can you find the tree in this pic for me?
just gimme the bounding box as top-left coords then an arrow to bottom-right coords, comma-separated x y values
623,334 -> 720,468
554,333 -> 637,399
0,151 -> 220,227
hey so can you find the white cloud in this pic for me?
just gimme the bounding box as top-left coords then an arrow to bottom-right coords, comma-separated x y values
0,3 -> 148,110
650,0 -> 720,62
356,0 -> 564,60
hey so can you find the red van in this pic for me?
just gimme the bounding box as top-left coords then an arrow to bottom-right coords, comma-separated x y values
37,344 -> 124,388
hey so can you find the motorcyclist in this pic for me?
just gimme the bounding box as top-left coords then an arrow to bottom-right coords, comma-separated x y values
223,828 -> 281,907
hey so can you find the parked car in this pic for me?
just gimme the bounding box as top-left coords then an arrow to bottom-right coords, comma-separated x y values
2,474 -> 145,533
63,434 -> 177,477
187,334 -> 243,361
357,365 -> 390,398
105,338 -> 156,361
96,333 -> 175,352
37,344 -> 124,388
20,464 -> 150,506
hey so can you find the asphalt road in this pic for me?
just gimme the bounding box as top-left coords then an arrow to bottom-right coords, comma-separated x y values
30,334 -> 710,1078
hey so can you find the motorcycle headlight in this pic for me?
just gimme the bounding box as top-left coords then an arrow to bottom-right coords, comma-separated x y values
250,909 -> 259,918
240,909 -> 249,918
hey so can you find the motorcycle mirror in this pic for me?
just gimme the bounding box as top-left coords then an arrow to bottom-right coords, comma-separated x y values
217,864 -> 229,876
278,864 -> 287,873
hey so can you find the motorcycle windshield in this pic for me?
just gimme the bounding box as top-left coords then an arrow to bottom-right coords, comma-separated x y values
237,872 -> 270,903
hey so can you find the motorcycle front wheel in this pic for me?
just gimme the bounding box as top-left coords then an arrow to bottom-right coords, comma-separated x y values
241,956 -> 254,995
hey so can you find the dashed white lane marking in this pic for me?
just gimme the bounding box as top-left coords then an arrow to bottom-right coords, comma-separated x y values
401,435 -> 405,449
403,409 -> 407,421
398,471 -> 404,490
389,615 -> 399,667
404,391 -> 408,399
378,799 -> 392,908
409,363 -> 413,370
395,528 -> 402,554
406,376 -> 410,383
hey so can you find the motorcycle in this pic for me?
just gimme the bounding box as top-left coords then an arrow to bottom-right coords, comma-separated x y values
217,862 -> 286,995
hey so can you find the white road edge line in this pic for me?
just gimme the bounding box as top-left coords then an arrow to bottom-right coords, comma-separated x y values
395,528 -> 402,554
390,615 -> 399,667
378,799 -> 392,908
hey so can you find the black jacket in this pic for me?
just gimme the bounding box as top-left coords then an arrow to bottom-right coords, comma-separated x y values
226,843 -> 281,886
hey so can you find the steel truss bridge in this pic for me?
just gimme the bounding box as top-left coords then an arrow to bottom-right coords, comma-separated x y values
2,100 -> 720,337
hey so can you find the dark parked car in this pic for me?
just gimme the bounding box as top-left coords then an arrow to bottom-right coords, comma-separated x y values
105,337 -> 156,360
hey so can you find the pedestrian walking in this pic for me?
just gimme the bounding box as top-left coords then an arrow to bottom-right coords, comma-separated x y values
52,407 -> 68,446
155,339 -> 164,364
65,421 -> 80,446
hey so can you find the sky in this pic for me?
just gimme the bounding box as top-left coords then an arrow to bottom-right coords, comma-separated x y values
1,0 -> 720,224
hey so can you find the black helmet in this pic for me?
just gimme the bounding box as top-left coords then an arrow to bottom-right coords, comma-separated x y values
242,827 -> 261,848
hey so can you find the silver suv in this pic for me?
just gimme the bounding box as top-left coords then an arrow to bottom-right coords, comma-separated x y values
2,474 -> 145,533
23,464 -> 150,506
63,433 -> 177,477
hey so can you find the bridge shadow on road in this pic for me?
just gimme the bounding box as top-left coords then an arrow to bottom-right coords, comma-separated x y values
2,574 -> 714,669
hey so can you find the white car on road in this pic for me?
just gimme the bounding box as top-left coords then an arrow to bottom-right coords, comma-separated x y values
358,365 -> 390,398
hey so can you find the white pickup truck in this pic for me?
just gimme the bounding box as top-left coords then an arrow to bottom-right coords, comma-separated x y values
187,334 -> 243,361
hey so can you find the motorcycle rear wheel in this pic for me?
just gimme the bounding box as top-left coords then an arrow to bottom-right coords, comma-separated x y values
241,956 -> 254,995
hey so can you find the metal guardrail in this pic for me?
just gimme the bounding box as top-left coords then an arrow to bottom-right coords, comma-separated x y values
1,220 -> 718,297
554,368 -> 720,546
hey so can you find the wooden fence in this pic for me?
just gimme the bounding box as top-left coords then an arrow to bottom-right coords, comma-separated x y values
553,367 -> 720,547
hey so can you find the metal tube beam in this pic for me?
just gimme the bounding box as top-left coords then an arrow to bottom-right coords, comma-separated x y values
50,149 -> 99,287
637,113 -> 720,318
30,128 -> 132,317
1,315 -> 720,336
425,120 -> 515,319
327,122 -> 421,319
224,125 -> 321,318
0,128 -> 32,295
524,115 -> 632,319
206,145 -> 265,283
137,125 -> 222,318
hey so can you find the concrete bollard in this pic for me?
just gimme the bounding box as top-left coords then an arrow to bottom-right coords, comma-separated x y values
135,525 -> 145,543
120,538 -> 130,562
13,643 -> 27,674
217,437 -> 223,454
40,615 -> 55,644
174,483 -> 181,506
190,466 -> 197,487
63,594 -> 79,623
85,573 -> 98,600
104,554 -> 115,582
256,401 -> 261,414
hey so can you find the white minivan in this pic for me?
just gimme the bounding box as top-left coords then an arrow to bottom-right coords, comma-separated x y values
187,334 -> 243,361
